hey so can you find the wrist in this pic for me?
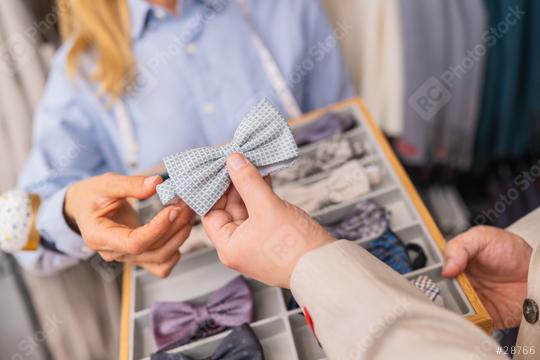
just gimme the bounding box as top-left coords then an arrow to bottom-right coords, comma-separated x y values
63,185 -> 80,233
287,236 -> 335,288
285,231 -> 335,288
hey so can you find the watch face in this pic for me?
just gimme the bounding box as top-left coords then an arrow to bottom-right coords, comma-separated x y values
0,190 -> 32,253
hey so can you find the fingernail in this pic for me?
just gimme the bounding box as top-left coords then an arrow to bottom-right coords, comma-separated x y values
144,175 -> 161,188
228,153 -> 248,171
169,208 -> 180,223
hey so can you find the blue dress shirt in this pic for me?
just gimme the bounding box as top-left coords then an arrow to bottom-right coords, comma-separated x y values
16,0 -> 354,274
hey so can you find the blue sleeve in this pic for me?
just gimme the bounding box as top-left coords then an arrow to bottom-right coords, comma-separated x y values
15,52 -> 108,274
300,0 -> 356,111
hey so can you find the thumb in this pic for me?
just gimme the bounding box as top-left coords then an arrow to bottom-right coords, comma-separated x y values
98,173 -> 163,199
226,153 -> 280,214
442,230 -> 486,278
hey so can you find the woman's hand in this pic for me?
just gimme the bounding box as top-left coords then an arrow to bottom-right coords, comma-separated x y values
443,226 -> 532,329
65,173 -> 195,277
202,154 -> 334,288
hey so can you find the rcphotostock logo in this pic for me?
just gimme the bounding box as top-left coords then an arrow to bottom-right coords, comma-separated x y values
0,34 -> 34,77
408,5 -> 525,121
408,77 -> 453,121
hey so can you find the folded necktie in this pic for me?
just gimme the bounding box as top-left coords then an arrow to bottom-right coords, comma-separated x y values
410,275 -> 445,307
365,230 -> 427,275
157,98 -> 299,216
273,134 -> 365,184
274,161 -> 382,213
325,200 -> 390,241
151,324 -> 264,360
292,112 -> 357,147
151,277 -> 254,352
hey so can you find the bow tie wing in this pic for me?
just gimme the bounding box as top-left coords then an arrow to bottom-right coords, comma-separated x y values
233,98 -> 298,176
151,302 -> 201,351
206,277 -> 254,328
211,324 -> 264,360
157,98 -> 298,215
159,147 -> 229,215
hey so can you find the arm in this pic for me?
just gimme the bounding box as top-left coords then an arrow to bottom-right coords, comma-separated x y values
15,53 -> 194,276
292,241 -> 502,359
15,54 -> 110,274
507,210 -> 540,360
202,154 -> 503,359
507,207 -> 540,249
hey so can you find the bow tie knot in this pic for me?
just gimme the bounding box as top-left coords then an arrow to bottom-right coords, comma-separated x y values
221,142 -> 243,158
193,304 -> 210,322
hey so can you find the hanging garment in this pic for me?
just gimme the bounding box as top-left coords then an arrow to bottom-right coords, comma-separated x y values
322,0 -> 404,136
474,0 -> 540,172
0,0 -> 48,192
397,0 -> 486,170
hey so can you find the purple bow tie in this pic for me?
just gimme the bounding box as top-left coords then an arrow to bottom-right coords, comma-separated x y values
151,277 -> 254,352
292,112 -> 357,146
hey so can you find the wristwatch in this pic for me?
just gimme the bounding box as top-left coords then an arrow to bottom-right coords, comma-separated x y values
0,190 -> 41,253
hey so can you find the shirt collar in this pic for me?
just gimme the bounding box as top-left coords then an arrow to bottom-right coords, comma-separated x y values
128,0 -> 230,40
128,0 -> 152,40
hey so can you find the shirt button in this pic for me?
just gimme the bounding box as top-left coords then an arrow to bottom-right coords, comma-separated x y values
154,8 -> 167,20
203,103 -> 216,114
186,43 -> 198,55
523,298 -> 539,324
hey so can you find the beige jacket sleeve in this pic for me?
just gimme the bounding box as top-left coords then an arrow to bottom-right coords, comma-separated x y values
507,208 -> 540,360
290,241 -> 504,360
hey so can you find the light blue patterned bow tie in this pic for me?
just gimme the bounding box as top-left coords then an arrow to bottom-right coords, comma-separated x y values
157,98 -> 299,215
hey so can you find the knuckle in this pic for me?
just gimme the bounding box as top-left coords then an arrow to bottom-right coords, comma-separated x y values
239,167 -> 260,185
472,225 -> 490,236
218,253 -> 231,268
219,253 -> 237,270
157,264 -> 173,278
100,252 -> 113,262
157,251 -> 171,264
127,241 -> 144,255
101,171 -> 119,179
156,269 -> 169,279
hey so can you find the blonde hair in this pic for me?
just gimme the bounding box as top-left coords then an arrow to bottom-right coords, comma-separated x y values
58,0 -> 135,100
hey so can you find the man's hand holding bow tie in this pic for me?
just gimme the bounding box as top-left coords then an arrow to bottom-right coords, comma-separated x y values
202,153 -> 335,288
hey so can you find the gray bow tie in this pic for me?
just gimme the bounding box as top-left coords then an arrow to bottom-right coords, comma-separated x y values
157,98 -> 299,215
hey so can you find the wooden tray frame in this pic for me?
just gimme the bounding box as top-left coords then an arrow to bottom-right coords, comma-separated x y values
119,97 -> 493,360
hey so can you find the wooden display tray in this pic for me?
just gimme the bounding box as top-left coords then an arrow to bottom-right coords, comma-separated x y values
119,97 -> 492,360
